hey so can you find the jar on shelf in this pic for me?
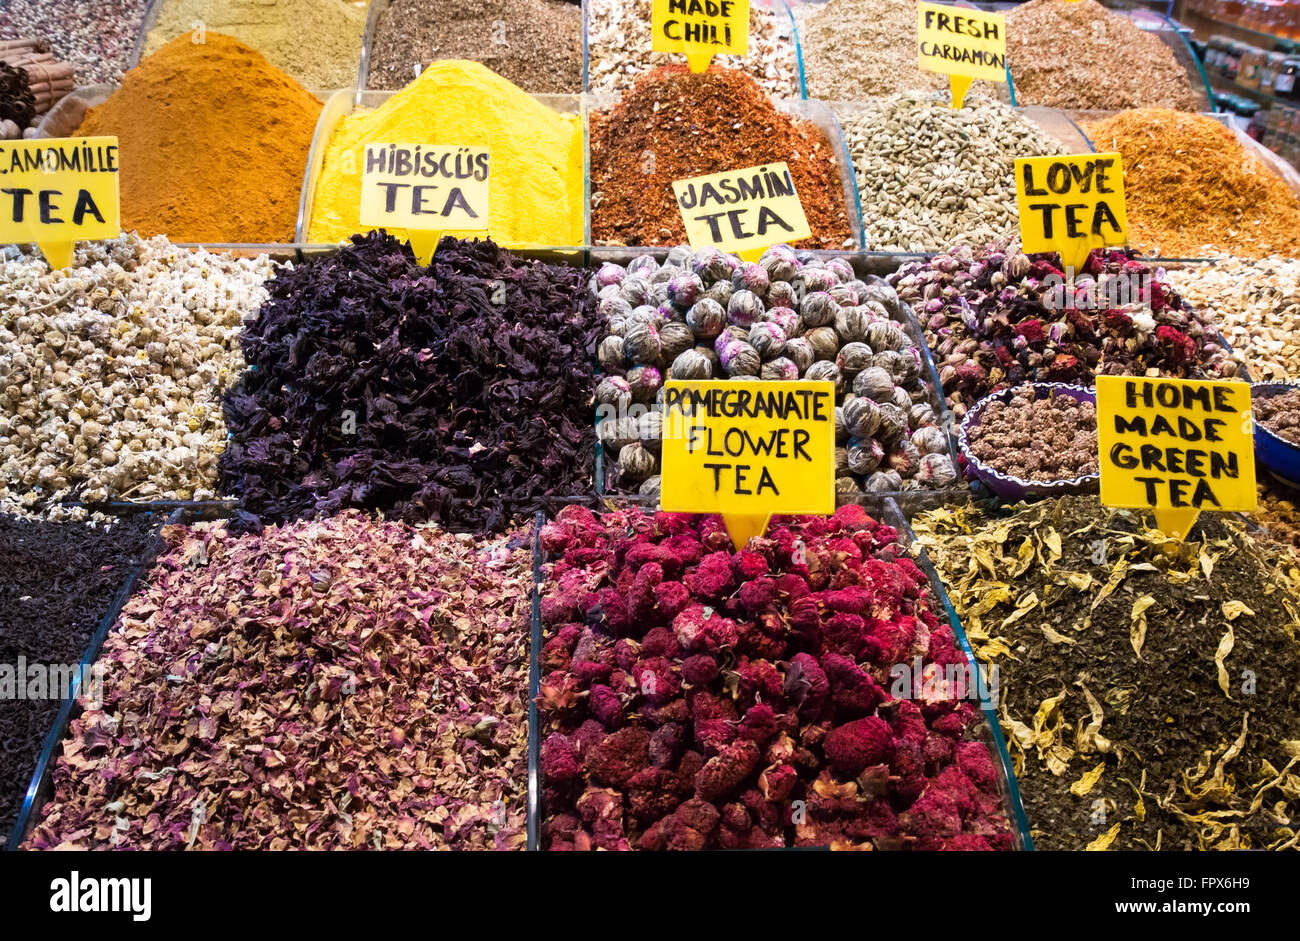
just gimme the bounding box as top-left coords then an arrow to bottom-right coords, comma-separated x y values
1277,56 -> 1300,97
1239,45 -> 1265,87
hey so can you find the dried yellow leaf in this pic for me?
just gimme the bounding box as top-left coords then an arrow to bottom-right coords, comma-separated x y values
1221,600 -> 1254,621
1040,623 -> 1075,645
1066,571 -> 1095,591
1214,624 -> 1235,697
1070,762 -> 1106,796
1092,559 -> 1129,611
1130,595 -> 1155,660
1086,822 -> 1121,851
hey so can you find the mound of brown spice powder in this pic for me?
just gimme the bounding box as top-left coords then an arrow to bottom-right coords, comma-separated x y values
1083,109 -> 1300,259
590,66 -> 854,249
74,34 -> 321,244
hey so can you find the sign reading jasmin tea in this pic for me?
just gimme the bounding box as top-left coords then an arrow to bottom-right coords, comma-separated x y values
652,0 -> 749,72
672,162 -> 811,263
1015,152 -> 1128,277
360,143 -> 489,264
660,379 -> 836,548
0,137 -> 120,270
916,2 -> 1007,109
1096,376 -> 1255,540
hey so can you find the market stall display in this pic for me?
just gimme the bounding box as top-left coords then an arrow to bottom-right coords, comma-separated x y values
220,233 -> 600,532
140,0 -> 366,91
1004,0 -> 1200,111
1166,257 -> 1300,382
913,497 -> 1300,851
891,245 -> 1243,417
0,513 -> 158,841
836,93 -> 1070,253
72,34 -> 322,244
305,60 -> 584,247
590,66 -> 854,248
1082,109 -> 1300,259
594,246 -> 956,496
587,0 -> 798,98
0,0 -> 146,85
536,504 -> 1016,850
365,0 -> 580,93
22,513 -> 531,850
3,0 -> 1300,862
0,236 -> 274,516
792,0 -> 948,101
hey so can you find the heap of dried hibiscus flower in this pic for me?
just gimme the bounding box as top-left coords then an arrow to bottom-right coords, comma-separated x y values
24,512 -> 532,850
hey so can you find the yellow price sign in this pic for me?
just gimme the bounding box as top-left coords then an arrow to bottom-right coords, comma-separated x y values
672,162 -> 811,263
1096,376 -> 1256,540
660,379 -> 835,548
0,137 -> 120,270
1015,152 -> 1128,277
652,0 -> 749,73
916,2 -> 1007,109
359,143 -> 489,264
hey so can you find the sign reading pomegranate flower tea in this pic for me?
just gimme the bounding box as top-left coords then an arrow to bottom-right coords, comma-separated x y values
660,379 -> 835,548
916,2 -> 1007,109
652,0 -> 749,72
0,137 -> 120,270
1096,375 -> 1255,540
672,162 -> 811,262
360,143 -> 489,263
1015,152 -> 1128,277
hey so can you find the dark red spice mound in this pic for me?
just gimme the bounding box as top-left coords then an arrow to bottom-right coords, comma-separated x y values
536,504 -> 1014,850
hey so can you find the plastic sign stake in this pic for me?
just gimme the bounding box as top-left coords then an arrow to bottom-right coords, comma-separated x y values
0,137 -> 120,270
360,143 -> 489,264
1015,153 -> 1128,279
660,379 -> 835,548
673,162 -> 811,263
916,2 -> 1007,109
1096,376 -> 1256,542
652,0 -> 749,73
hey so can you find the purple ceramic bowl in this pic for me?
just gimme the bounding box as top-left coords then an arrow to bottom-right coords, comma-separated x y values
959,383 -> 1099,502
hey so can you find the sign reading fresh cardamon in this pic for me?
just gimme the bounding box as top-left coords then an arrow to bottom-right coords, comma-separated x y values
916,2 -> 1007,110
0,137 -> 120,270
672,162 -> 811,263
660,379 -> 836,548
1096,375 -> 1256,541
360,143 -> 489,264
651,0 -> 749,73
1015,152 -> 1128,278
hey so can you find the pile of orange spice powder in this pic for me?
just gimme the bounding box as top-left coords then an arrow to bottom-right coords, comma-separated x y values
75,34 -> 321,244
1084,108 -> 1300,259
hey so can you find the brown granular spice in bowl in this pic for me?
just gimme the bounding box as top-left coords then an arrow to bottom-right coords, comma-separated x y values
1083,109 -> 1300,259
1255,388 -> 1300,446
967,386 -> 1098,481
589,66 -> 854,249
1005,0 -> 1197,111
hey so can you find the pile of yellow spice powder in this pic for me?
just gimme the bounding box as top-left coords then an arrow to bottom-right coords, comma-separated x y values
306,60 -> 584,247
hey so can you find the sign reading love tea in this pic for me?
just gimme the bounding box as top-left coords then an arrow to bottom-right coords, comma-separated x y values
660,379 -> 835,548
1015,152 -> 1128,277
916,2 -> 1007,109
673,162 -> 811,263
652,0 -> 749,72
1096,375 -> 1255,540
360,143 -> 489,264
0,137 -> 120,270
